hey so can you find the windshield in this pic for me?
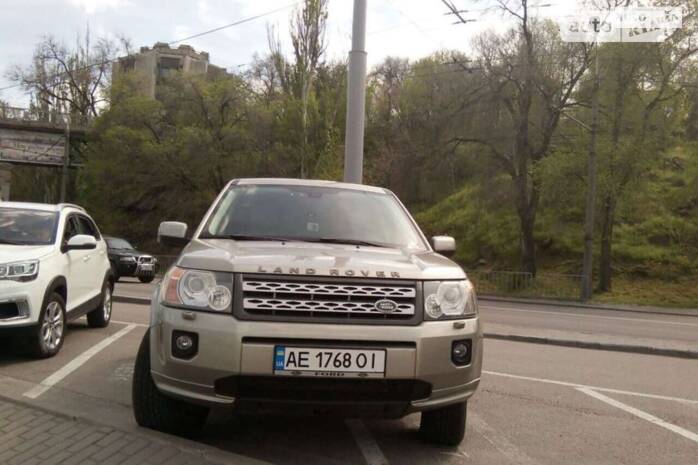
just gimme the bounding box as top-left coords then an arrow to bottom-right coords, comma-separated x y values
202,185 -> 426,249
0,208 -> 59,245
106,238 -> 134,250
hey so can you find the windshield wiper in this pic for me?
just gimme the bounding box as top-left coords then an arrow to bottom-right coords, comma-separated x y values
311,237 -> 388,248
201,234 -> 388,248
0,239 -> 26,245
200,234 -> 294,242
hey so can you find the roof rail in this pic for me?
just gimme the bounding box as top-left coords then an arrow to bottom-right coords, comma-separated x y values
58,203 -> 86,211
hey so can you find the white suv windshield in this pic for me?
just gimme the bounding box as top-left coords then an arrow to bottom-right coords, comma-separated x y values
0,208 -> 59,245
202,185 -> 427,249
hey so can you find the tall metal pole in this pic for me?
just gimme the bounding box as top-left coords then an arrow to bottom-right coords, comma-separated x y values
581,42 -> 600,301
343,0 -> 367,184
60,115 -> 70,203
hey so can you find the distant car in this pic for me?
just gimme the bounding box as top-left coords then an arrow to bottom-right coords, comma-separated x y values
0,202 -> 113,358
104,237 -> 158,283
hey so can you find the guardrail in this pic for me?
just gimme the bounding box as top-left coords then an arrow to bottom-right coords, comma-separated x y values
466,270 -> 583,301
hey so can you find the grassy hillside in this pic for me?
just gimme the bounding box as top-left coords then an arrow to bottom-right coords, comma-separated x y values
414,145 -> 698,308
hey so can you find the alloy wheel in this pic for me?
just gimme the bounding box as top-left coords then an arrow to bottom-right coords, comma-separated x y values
41,301 -> 64,351
103,287 -> 112,320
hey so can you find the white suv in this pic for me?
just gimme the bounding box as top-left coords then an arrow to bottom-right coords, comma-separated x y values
0,202 -> 114,357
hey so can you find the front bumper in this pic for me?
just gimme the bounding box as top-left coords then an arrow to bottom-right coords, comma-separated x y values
0,279 -> 46,329
149,303 -> 483,416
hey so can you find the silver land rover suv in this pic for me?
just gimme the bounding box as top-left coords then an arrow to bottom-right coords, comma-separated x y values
132,178 -> 482,446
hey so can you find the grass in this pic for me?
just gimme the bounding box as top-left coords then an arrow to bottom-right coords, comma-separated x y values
412,145 -> 698,310
591,275 -> 698,309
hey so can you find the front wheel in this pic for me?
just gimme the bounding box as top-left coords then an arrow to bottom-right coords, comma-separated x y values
138,275 -> 154,284
419,401 -> 467,446
29,293 -> 66,358
87,280 -> 113,328
132,331 -> 209,437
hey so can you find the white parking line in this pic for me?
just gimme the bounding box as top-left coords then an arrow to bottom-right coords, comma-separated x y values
480,305 -> 698,328
345,419 -> 389,465
578,387 -> 698,444
23,324 -> 137,399
470,412 -> 539,465
484,370 -> 698,405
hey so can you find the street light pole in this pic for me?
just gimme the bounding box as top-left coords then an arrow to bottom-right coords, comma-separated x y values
60,114 -> 70,203
343,0 -> 367,184
581,43 -> 600,301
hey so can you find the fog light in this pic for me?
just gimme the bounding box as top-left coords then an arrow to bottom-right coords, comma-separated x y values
172,330 -> 198,359
176,335 -> 193,351
451,339 -> 472,366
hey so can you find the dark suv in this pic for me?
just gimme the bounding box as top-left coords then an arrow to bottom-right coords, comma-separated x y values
105,237 -> 158,283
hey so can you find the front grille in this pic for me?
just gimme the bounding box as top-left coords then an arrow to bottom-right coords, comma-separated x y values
138,256 -> 154,264
237,275 -> 421,325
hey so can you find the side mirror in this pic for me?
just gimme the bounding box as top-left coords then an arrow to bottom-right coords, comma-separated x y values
431,236 -> 456,256
158,221 -> 189,247
63,234 -> 97,252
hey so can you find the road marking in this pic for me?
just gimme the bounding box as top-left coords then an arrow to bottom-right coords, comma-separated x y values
481,305 -> 698,328
345,419 -> 389,465
484,370 -> 698,405
112,319 -> 149,328
470,411 -> 539,465
578,387 -> 698,444
23,324 -> 137,399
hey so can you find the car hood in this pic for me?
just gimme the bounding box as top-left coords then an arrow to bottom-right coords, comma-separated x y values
0,245 -> 55,263
177,239 -> 465,280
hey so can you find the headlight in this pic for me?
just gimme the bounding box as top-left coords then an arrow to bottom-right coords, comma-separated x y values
0,260 -> 39,282
160,266 -> 232,312
424,280 -> 477,320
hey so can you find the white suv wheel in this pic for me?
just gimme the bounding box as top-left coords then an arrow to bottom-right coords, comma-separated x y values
103,287 -> 112,320
41,301 -> 64,352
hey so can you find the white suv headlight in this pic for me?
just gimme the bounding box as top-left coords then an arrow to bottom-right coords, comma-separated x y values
424,280 -> 477,320
160,266 -> 232,312
0,260 -> 39,282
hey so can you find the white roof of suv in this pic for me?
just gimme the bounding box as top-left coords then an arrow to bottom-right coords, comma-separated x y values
0,202 -> 86,212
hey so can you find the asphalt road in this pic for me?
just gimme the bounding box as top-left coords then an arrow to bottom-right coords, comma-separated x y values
0,282 -> 696,464
115,278 -> 698,352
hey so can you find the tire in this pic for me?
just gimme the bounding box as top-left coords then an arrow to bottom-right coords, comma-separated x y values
29,293 -> 66,358
419,401 -> 467,447
138,275 -> 154,284
132,331 -> 209,437
87,280 -> 113,328
109,262 -> 120,282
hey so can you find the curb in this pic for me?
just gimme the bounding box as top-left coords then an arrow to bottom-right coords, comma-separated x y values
484,332 -> 698,359
480,295 -> 698,318
114,294 -> 151,305
115,293 -> 698,359
0,393 -> 270,465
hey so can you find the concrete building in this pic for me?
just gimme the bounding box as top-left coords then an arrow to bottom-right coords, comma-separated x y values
113,43 -> 228,98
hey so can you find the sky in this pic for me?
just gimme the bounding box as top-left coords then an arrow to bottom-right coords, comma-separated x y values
0,0 -> 577,107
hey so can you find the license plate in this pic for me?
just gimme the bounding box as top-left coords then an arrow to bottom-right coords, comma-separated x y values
273,346 -> 386,378
139,264 -> 153,271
